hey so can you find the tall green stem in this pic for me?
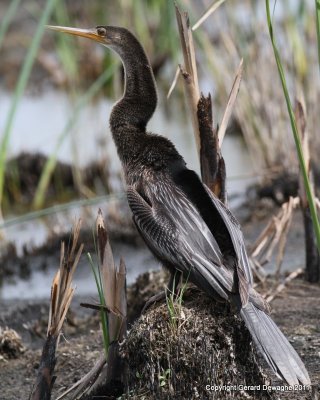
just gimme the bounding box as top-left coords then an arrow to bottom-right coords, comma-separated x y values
266,0 -> 320,251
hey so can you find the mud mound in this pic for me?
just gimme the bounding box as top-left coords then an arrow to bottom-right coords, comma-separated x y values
123,288 -> 274,400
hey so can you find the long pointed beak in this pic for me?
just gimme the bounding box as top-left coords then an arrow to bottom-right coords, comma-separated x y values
46,25 -> 107,44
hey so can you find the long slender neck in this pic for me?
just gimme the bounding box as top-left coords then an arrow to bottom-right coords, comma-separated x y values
109,30 -> 157,141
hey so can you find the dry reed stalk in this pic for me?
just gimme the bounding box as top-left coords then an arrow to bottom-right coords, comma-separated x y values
295,99 -> 320,282
249,101 -> 320,280
192,0 -> 227,31
96,210 -> 127,342
197,93 -> 226,202
175,5 -> 243,202
175,5 -> 201,158
218,59 -> 243,144
274,200 -> 295,278
30,220 -> 83,400
266,268 -> 304,303
250,257 -> 267,284
168,0 -> 226,98
92,211 -> 127,391
250,197 -> 300,275
58,211 -> 127,399
201,58 -> 243,201
167,65 -> 180,99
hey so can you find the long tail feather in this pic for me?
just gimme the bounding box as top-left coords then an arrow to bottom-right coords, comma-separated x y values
240,302 -> 311,386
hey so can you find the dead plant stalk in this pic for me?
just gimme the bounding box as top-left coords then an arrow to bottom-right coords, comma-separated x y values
30,220 -> 83,400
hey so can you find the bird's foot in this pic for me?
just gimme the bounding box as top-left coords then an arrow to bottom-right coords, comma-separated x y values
141,291 -> 166,314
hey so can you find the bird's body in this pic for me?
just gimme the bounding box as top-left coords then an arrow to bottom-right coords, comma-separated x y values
48,24 -> 311,387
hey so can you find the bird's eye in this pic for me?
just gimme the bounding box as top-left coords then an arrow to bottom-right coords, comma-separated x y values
97,27 -> 107,37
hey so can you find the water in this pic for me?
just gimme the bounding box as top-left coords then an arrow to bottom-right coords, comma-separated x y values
0,89 -> 255,299
0,89 -> 254,194
0,241 -> 160,300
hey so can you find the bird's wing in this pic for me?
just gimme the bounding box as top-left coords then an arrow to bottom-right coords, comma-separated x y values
204,187 -> 253,305
169,167 -> 253,305
204,186 -> 253,285
127,182 -> 236,301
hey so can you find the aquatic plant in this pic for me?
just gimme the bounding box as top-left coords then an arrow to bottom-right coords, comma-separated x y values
266,0 -> 320,251
88,251 -> 110,358
165,272 -> 189,333
0,0 -> 58,212
32,62 -> 116,210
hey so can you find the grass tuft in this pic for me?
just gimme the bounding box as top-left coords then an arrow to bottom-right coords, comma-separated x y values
165,272 -> 189,332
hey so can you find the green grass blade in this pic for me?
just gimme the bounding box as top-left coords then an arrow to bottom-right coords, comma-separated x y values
32,62 -> 116,210
88,253 -> 104,300
266,0 -> 320,251
53,0 -> 79,82
0,0 -> 22,50
0,0 -> 58,208
315,0 -> 320,71
87,252 -> 109,357
178,270 -> 190,308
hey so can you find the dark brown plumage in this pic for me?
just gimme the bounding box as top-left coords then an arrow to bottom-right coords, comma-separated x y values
48,24 -> 311,387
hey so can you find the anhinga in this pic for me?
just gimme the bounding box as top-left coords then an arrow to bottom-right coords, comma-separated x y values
47,24 -> 311,386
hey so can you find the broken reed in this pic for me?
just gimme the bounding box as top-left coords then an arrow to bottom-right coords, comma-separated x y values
266,0 -> 320,252
30,220 -> 83,400
87,211 -> 127,363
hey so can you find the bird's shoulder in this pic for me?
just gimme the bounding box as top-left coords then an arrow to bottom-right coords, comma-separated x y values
139,133 -> 185,170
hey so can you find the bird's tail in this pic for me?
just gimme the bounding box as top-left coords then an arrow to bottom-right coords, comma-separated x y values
240,302 -> 311,386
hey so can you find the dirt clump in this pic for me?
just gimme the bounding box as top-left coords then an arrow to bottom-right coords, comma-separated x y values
0,278 -> 318,399
122,287 -> 274,400
0,327 -> 25,360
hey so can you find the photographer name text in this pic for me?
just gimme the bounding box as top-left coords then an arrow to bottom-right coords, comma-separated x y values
206,384 -> 310,392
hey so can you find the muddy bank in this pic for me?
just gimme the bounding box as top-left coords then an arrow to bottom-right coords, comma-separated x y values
124,287 -> 272,400
3,152 -> 113,212
0,275 -> 319,400
0,199 -> 319,399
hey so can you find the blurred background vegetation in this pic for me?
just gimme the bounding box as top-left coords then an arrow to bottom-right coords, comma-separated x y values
0,0 -> 319,220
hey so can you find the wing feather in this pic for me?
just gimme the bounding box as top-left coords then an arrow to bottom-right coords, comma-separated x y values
204,186 -> 253,286
127,183 -> 234,300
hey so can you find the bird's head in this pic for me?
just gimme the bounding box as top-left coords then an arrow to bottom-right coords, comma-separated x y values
46,25 -> 129,49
